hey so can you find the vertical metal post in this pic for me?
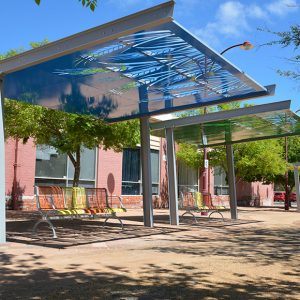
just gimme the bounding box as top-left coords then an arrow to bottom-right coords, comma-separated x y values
165,127 -> 179,225
293,166 -> 300,212
140,116 -> 153,227
0,79 -> 6,243
226,144 -> 238,220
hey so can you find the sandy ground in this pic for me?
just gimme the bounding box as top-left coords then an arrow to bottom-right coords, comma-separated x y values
1,208 -> 299,300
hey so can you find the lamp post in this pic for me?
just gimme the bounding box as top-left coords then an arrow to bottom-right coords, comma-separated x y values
201,41 -> 254,197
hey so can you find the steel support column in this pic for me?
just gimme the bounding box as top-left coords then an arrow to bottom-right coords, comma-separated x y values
226,144 -> 238,220
165,127 -> 179,225
0,79 -> 6,243
293,166 -> 300,212
140,116 -> 154,227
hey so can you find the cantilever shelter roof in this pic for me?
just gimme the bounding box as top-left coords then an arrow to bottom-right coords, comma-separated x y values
0,1 -> 274,122
150,100 -> 300,147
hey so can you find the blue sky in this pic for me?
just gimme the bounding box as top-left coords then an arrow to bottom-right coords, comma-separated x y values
1,0 -> 300,110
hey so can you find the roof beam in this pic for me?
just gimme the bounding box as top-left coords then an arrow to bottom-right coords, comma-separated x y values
150,99 -> 291,130
0,1 -> 175,75
109,84 -> 276,123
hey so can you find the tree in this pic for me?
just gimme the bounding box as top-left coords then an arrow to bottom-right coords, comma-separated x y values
177,140 -> 286,185
176,102 -> 287,185
274,136 -> 300,194
260,25 -> 300,81
1,43 -> 140,189
260,24 -> 300,209
4,99 -> 140,187
34,0 -> 98,11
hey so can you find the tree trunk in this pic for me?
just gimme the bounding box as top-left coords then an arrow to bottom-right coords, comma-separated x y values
67,147 -> 81,187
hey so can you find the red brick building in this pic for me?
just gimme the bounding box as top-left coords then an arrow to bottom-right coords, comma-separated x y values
4,137 -> 274,210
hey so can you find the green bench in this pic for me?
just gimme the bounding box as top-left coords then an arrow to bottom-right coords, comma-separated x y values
33,186 -> 126,238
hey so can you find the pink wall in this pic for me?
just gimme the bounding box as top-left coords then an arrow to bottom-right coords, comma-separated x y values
236,180 -> 252,203
96,148 -> 122,196
5,138 -> 36,197
236,180 -> 274,206
251,182 -> 274,206
3,138 -> 275,210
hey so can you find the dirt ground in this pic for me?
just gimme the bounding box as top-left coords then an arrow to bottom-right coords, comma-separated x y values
1,208 -> 300,300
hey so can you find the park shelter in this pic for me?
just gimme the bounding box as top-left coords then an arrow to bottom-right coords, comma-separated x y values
0,1 -> 299,243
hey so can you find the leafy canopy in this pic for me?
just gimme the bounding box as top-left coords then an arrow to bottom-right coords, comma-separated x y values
260,25 -> 300,81
34,0 -> 98,11
176,102 -> 287,184
4,99 -> 140,154
1,41 -> 140,186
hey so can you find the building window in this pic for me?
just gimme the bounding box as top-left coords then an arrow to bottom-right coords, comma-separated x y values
214,166 -> 229,195
177,161 -> 199,196
121,148 -> 160,195
35,145 -> 96,188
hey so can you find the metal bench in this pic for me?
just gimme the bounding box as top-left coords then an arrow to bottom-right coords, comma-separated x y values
33,186 -> 126,238
179,191 -> 226,223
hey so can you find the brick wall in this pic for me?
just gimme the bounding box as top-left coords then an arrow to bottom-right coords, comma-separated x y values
236,181 -> 274,206
4,138 -> 275,211
96,148 -> 122,195
5,138 -> 36,210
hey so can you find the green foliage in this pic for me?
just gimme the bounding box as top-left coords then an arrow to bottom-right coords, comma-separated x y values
260,25 -> 300,81
4,99 -> 140,186
29,39 -> 50,48
0,48 -> 24,60
4,99 -> 139,153
1,41 -> 140,186
274,136 -> 300,191
176,102 -> 287,184
234,140 -> 286,184
176,143 -> 203,169
34,0 -> 98,11
178,140 -> 286,184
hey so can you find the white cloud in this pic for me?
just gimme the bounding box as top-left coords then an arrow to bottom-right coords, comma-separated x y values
248,4 -> 268,19
267,0 -> 298,16
195,1 -> 251,47
215,1 -> 249,36
194,0 -> 298,48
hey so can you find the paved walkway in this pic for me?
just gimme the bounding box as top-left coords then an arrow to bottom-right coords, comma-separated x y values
1,208 -> 300,299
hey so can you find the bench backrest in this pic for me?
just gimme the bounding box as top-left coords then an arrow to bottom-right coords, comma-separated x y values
85,188 -> 108,209
36,186 -> 66,210
36,186 -> 115,210
72,187 -> 87,209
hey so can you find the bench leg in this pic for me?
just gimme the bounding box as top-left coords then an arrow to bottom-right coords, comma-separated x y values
32,218 -> 57,239
208,210 -> 225,221
181,211 -> 197,223
102,213 -> 124,230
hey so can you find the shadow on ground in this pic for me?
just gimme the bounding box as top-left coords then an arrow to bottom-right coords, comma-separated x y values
147,226 -> 300,266
6,219 -> 187,249
1,251 -> 299,299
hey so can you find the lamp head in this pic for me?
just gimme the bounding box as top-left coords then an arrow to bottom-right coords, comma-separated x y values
240,41 -> 254,50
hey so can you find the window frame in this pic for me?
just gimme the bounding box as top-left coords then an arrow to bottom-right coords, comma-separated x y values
35,145 -> 97,188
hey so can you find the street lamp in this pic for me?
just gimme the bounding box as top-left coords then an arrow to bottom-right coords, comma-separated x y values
201,41 -> 254,199
220,41 -> 254,55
